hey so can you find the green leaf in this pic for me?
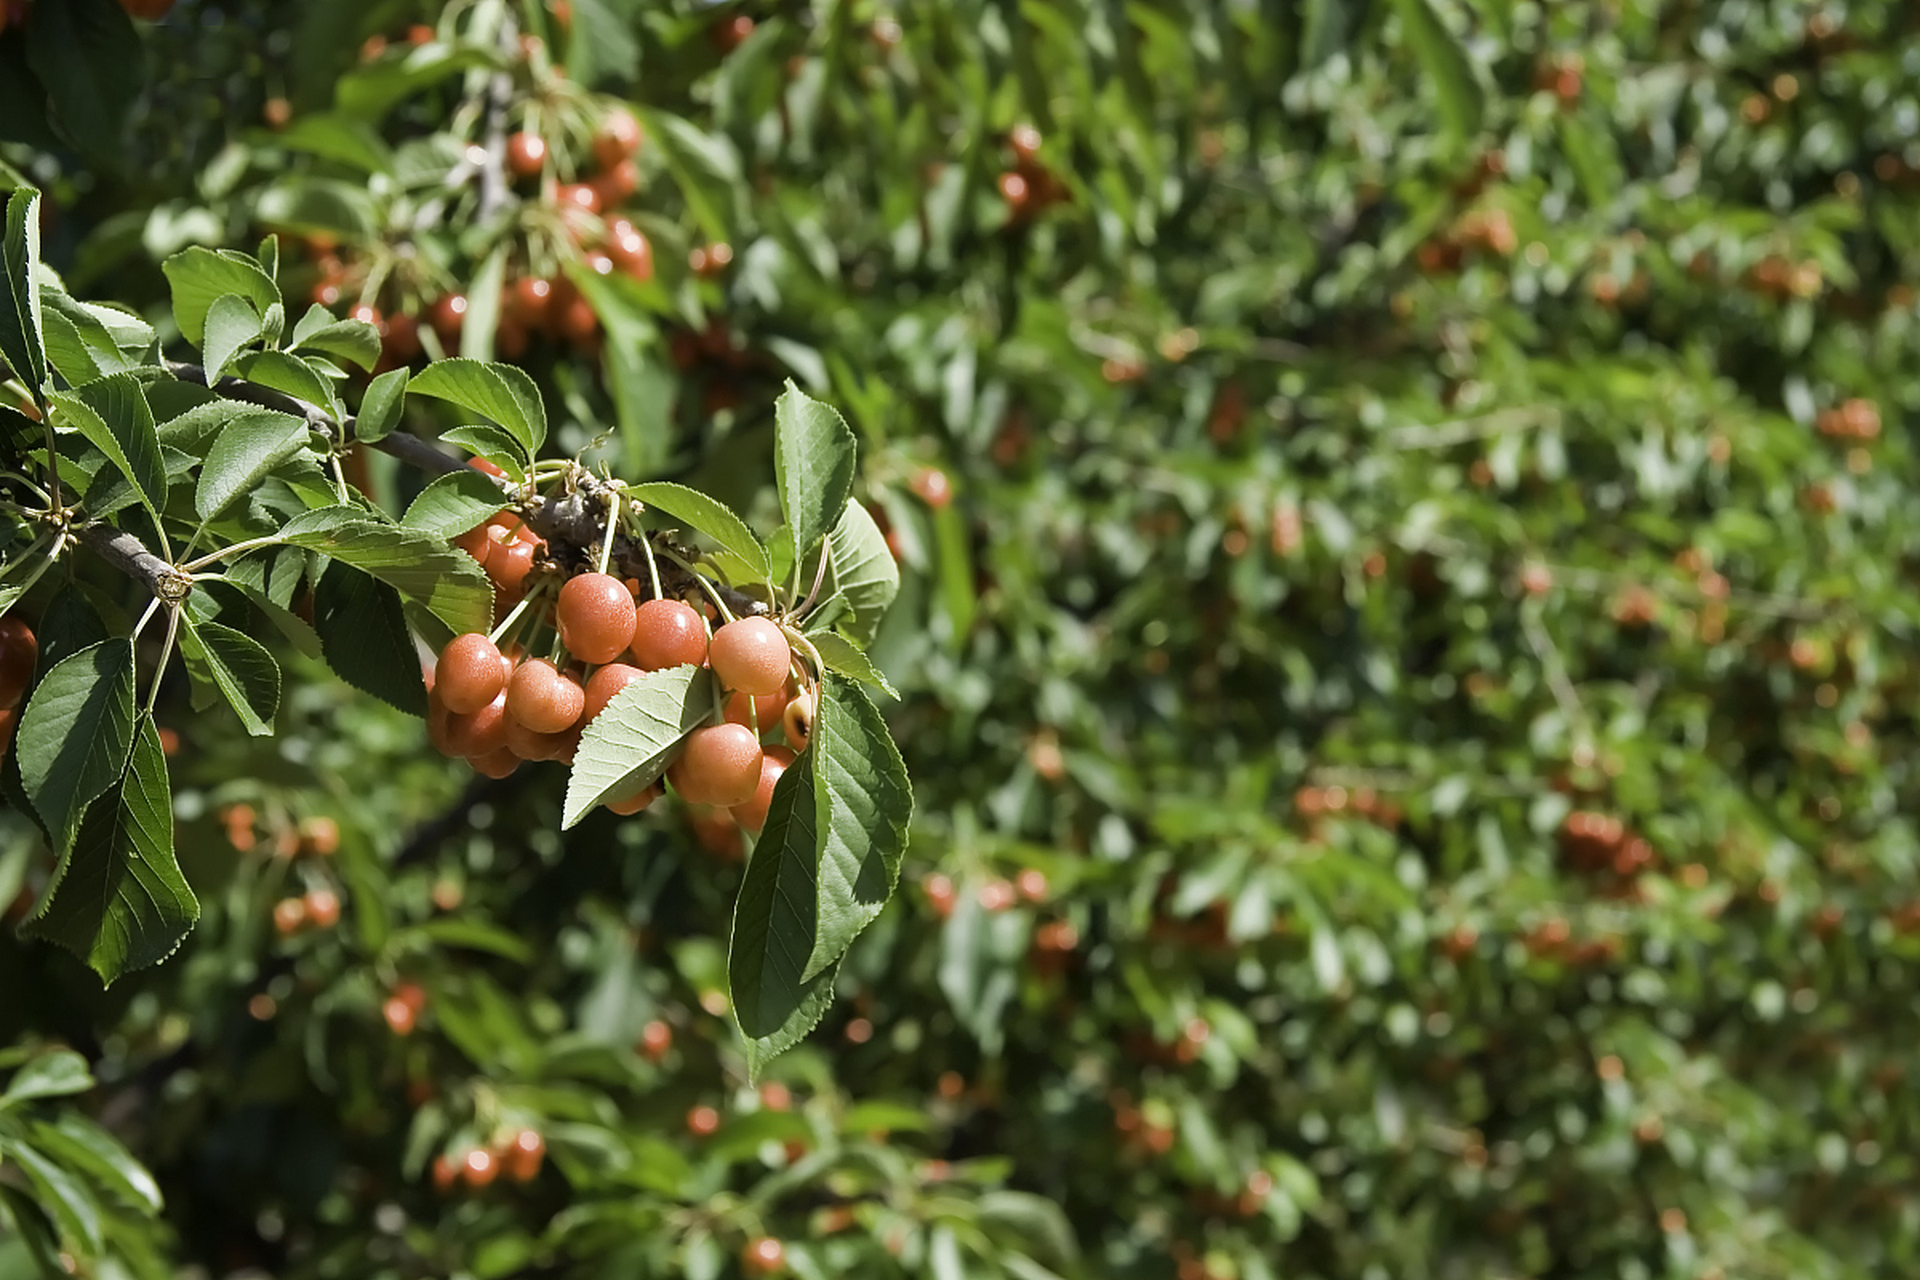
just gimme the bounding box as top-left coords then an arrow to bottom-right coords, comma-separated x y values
16,639 -> 136,854
401,469 -> 507,541
176,616 -> 281,736
1385,0 -> 1483,141
266,114 -> 394,173
232,349 -> 339,417
292,316 -> 381,370
823,499 -> 899,646
355,366 -> 409,443
802,673 -> 912,981
161,245 -> 280,348
773,381 -> 858,564
199,574 -> 321,659
23,0 -> 140,167
201,292 -> 264,382
38,282 -> 147,382
407,358 -> 546,457
0,1184 -> 65,1277
0,188 -> 46,397
1,1051 -> 92,1106
278,506 -> 492,635
730,753 -> 839,1075
0,1138 -> 101,1254
459,243 -> 507,363
438,424 -> 529,479
562,665 -> 714,828
806,630 -> 897,699
51,375 -> 165,520
194,406 -> 309,523
27,1114 -> 162,1214
625,481 -> 771,583
23,716 -> 198,983
312,561 -> 428,716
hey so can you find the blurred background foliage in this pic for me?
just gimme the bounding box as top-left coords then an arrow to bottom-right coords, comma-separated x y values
3,0 -> 1920,1277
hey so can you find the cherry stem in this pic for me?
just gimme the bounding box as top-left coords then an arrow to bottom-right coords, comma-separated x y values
793,545 -> 831,620
659,548 -> 735,622
595,492 -> 620,575
488,593 -> 533,646
146,604 -> 181,714
638,526 -> 664,601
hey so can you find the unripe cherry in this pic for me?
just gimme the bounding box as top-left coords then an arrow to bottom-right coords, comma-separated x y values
630,598 -> 709,670
783,690 -> 814,752
507,659 -> 586,735
669,723 -> 764,806
730,752 -> 787,833
709,617 -> 791,696
438,633 -> 507,714
725,687 -> 790,734
584,662 -> 645,723
0,617 -> 37,709
557,572 -> 638,664
445,691 -> 510,757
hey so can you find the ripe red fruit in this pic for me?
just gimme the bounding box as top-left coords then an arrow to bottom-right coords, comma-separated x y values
741,1236 -> 786,1277
909,467 -> 953,508
508,276 -> 553,328
669,724 -> 764,806
446,692 -> 511,758
639,1019 -> 672,1061
730,752 -> 787,833
263,97 -> 292,130
605,781 -> 660,815
557,572 -> 638,664
584,662 -> 645,723
430,1153 -> 458,1193
462,1147 -> 498,1189
556,297 -> 599,344
506,132 -> 547,179
1009,123 -> 1042,163
303,888 -> 341,929
429,294 -> 467,346
607,223 -> 654,282
0,617 -> 37,709
382,312 -> 422,362
469,745 -> 522,778
593,159 -> 641,205
724,688 -> 789,734
505,1129 -> 545,1182
2,707 -> 23,758
485,536 -> 538,597
709,617 -> 791,696
507,659 -> 586,735
630,599 -> 709,670
783,691 -> 814,752
382,996 -> 417,1036
556,182 -> 601,215
713,14 -> 754,52
438,633 -> 507,714
593,108 -> 643,168
272,898 -> 307,936
999,172 -> 1030,208
687,1104 -> 721,1136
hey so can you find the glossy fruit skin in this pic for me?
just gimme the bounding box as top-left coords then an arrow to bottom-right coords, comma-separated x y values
556,182 -> 601,215
445,692 -> 511,758
438,633 -> 507,714
730,753 -> 787,833
709,617 -> 791,696
303,888 -> 341,929
462,1148 -> 497,1189
505,1129 -> 545,1182
468,745 -> 521,779
741,1236 -> 787,1277
783,690 -> 814,752
0,617 -> 37,709
630,599 -> 709,670
507,276 -> 553,328
724,688 -> 789,734
607,223 -> 654,282
669,723 -> 764,806
506,131 -> 546,178
486,536 -> 538,597
382,312 -> 422,362
557,573 -> 638,664
605,781 -> 660,815
584,662 -> 644,723
507,660 -> 586,735
429,294 -> 467,346
593,108 -> 643,168
504,719 -> 574,763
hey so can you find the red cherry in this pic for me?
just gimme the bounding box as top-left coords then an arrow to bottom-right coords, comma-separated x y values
506,132 -> 547,179
429,294 -> 468,346
708,617 -> 791,696
593,108 -> 644,168
557,572 -> 638,665
630,599 -> 709,670
669,724 -> 764,806
0,617 -> 37,710
730,752 -> 787,833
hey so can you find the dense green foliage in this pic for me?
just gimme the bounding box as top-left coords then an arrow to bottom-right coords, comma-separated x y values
4,1 -> 1920,1278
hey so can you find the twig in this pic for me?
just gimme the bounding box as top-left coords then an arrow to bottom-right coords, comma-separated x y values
160,361 -> 767,616
1521,609 -> 1595,754
77,524 -> 184,601
1386,407 -> 1561,451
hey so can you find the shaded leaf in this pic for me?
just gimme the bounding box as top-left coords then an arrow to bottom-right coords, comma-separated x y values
16,639 -> 136,854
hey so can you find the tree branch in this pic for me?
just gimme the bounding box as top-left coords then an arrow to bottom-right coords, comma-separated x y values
78,524 -> 184,602
160,361 -> 767,615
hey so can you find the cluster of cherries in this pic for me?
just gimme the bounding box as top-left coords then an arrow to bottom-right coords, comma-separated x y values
430,1127 -> 546,1193
308,103 -> 653,369
428,497 -> 811,830
1815,397 -> 1881,441
1557,809 -> 1657,879
0,616 -> 37,760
